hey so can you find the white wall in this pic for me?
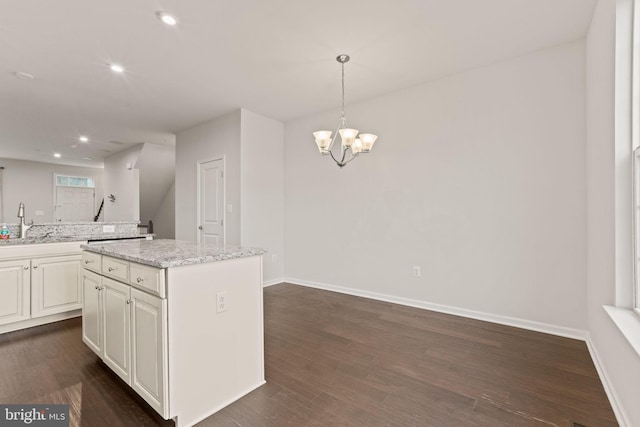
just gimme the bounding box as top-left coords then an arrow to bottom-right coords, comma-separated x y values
103,145 -> 143,222
0,158 -> 103,223
284,41 -> 587,331
153,182 -> 175,239
136,142 -> 175,237
586,0 -> 640,424
240,109 -> 285,283
175,110 -> 241,243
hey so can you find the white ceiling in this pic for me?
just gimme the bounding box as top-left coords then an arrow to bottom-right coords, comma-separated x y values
1,0 -> 596,167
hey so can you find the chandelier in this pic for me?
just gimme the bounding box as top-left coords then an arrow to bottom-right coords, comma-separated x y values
312,54 -> 378,168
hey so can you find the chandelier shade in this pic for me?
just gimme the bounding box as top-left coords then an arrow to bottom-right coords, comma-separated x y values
312,54 -> 378,167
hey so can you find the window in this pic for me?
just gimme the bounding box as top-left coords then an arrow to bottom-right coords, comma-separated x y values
55,174 -> 95,188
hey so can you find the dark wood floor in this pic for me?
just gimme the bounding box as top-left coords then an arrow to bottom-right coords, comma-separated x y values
0,283 -> 617,426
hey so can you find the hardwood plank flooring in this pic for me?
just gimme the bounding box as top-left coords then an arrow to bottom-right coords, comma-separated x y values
0,283 -> 617,426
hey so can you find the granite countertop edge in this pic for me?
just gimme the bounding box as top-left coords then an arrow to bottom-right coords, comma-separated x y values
81,240 -> 267,268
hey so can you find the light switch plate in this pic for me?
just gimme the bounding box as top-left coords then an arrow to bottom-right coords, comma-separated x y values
35,210 -> 45,216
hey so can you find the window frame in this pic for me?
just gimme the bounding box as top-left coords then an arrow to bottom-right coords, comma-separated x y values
54,174 -> 96,188
632,148 -> 640,313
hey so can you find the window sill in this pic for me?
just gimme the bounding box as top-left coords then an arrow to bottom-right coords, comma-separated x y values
604,305 -> 640,358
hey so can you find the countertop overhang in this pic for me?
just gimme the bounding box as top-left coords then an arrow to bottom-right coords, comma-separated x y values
81,239 -> 266,268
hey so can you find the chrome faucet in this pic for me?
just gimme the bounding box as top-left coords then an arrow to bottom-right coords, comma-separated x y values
17,202 -> 33,238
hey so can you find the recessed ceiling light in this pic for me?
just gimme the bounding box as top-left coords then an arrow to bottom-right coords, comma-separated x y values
14,71 -> 35,80
156,11 -> 178,26
53,153 -> 61,158
79,136 -> 89,142
110,64 -> 125,73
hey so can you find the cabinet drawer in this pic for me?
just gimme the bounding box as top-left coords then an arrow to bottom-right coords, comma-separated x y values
102,256 -> 129,282
130,263 -> 165,298
82,252 -> 102,274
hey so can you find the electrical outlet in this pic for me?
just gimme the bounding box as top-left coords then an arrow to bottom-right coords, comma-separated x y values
412,266 -> 421,277
102,225 -> 115,233
216,291 -> 228,313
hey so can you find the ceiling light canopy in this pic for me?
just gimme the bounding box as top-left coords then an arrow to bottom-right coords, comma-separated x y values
312,55 -> 378,168
156,11 -> 178,26
14,71 -> 35,80
110,63 -> 125,73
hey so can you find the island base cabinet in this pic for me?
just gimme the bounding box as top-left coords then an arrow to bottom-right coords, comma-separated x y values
82,269 -> 103,356
131,288 -> 168,418
82,262 -> 168,419
102,277 -> 131,385
0,260 -> 31,326
81,248 -> 264,427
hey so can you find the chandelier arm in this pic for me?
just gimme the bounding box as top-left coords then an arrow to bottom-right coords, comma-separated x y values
328,149 -> 341,165
339,146 -> 349,165
343,153 -> 359,165
327,131 -> 339,151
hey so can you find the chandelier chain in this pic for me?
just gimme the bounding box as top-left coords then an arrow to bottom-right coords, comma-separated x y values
341,61 -> 346,122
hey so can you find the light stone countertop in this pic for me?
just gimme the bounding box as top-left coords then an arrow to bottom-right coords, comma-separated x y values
81,239 -> 266,268
0,233 -> 150,246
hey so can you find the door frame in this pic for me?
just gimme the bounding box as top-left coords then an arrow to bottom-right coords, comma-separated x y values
53,173 -> 97,222
196,156 -> 225,245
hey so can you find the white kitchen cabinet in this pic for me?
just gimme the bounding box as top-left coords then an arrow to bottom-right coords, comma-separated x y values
0,259 -> 31,326
81,251 -> 101,274
102,277 -> 131,384
82,255 -> 168,418
81,269 -> 102,355
31,255 -> 82,318
0,242 -> 84,333
130,288 -> 167,416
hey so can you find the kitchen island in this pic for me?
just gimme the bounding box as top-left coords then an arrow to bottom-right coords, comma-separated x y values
81,239 -> 266,427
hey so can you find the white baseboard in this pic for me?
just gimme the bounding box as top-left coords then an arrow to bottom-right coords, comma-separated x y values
585,336 -> 630,427
176,380 -> 266,427
283,277 -> 588,341
263,277 -> 284,287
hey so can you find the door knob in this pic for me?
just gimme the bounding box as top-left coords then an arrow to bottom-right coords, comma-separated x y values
198,225 -> 203,230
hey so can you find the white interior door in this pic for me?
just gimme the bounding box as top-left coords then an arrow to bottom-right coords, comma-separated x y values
55,186 -> 95,222
197,158 -> 224,245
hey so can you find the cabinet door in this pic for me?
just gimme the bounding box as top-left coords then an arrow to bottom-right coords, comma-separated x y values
32,255 -> 82,318
0,259 -> 31,326
102,277 -> 131,384
82,269 -> 102,356
130,288 -> 168,418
